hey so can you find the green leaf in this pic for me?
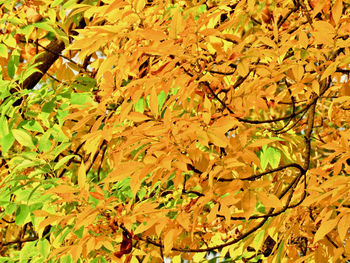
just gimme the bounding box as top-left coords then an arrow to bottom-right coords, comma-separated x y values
252,230 -> 265,251
15,204 -> 30,225
276,240 -> 284,263
42,101 -> 55,113
37,239 -> 50,258
60,254 -> 73,263
70,93 -> 94,105
73,76 -> 97,91
158,90 -> 166,112
33,21 -> 56,33
134,98 -> 145,113
54,155 -> 76,171
51,142 -> 71,159
0,257 -> 15,263
51,0 -> 64,7
12,129 -> 35,149
0,81 -> 11,100
19,62 -> 41,82
0,44 -> 8,59
22,120 -> 44,133
19,241 -> 36,262
1,133 -> 15,154
265,147 -> 281,169
7,52 -> 20,79
0,115 -> 9,137
50,125 -> 69,142
74,226 -> 84,238
3,35 -> 16,48
17,24 -> 35,42
5,203 -> 17,216
260,147 -> 281,170
38,131 -> 51,152
198,4 -> 207,13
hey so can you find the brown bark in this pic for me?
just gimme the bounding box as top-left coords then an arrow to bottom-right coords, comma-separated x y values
21,38 -> 65,90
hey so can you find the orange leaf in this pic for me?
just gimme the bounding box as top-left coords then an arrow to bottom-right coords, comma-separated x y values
163,229 -> 176,255
314,218 -> 338,243
237,60 -> 249,76
46,185 -> 79,194
331,0 -> 343,25
321,62 -> 338,81
207,129 -> 228,147
128,112 -> 151,122
338,213 -> 349,241
149,88 -> 158,117
134,219 -> 157,235
78,161 -> 87,190
257,192 -> 283,208
248,138 -> 280,148
90,192 -> 104,200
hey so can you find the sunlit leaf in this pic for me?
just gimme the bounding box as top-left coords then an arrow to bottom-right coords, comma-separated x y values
12,129 -> 35,149
314,218 -> 338,243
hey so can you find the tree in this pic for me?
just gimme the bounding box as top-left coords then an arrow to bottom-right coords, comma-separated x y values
0,0 -> 350,262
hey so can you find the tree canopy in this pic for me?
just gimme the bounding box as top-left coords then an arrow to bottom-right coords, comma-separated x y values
1,0 -> 350,262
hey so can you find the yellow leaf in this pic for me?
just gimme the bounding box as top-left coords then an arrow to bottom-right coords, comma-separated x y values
237,60 -> 249,77
130,173 -> 142,197
71,115 -> 92,132
313,21 -> 336,46
241,191 -> 256,219
46,185 -> 79,194
299,31 -> 308,49
257,192 -> 283,208
136,29 -> 167,41
135,219 -> 157,235
192,252 -> 207,262
328,101 -> 334,121
259,37 -> 276,49
302,191 -> 332,206
207,203 -> 219,224
26,7 -> 42,23
332,0 -> 343,26
220,204 -> 231,222
248,138 -> 279,148
134,0 -> 146,12
340,81 -> 350,96
313,22 -> 335,35
346,239 -> 350,255
314,218 -> 338,243
102,240 -> 115,251
128,112 -> 151,122
32,210 -> 52,217
155,220 -> 167,237
321,62 -> 337,81
149,88 -> 158,117
163,229 -> 176,255
207,129 -> 228,147
170,9 -> 184,39
292,64 -> 304,82
70,245 -> 83,262
38,216 -> 60,232
312,80 -> 320,95
211,116 -> 238,132
338,213 -> 349,241
74,210 -> 98,230
202,112 -> 211,125
176,213 -> 191,231
78,161 -> 87,190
